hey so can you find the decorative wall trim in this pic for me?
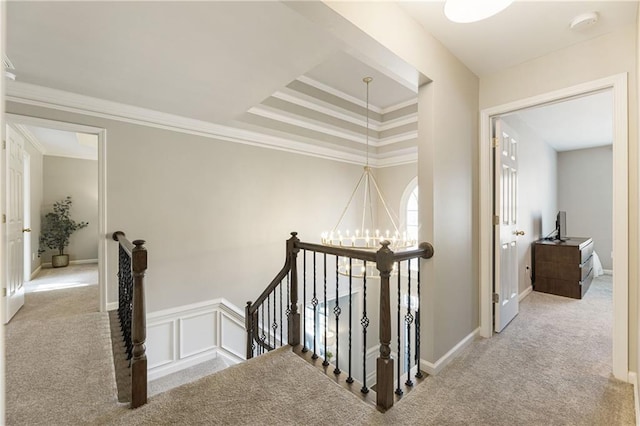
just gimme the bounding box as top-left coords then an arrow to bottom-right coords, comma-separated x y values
29,265 -> 42,281
12,123 -> 46,155
6,81 -> 414,168
146,298 -> 246,381
41,258 -> 98,268
519,285 -> 533,301
297,75 -> 418,116
420,328 -> 479,375
629,371 -> 639,426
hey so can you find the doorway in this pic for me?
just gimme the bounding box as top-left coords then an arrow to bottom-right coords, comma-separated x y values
4,114 -> 108,313
479,73 -> 629,382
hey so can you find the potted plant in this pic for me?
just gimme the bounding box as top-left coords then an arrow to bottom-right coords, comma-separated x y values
38,196 -> 89,268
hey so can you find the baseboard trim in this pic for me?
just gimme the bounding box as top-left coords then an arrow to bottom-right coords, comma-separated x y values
519,285 -> 533,301
629,371 -> 639,426
30,265 -> 42,280
147,350 -> 218,382
42,258 -> 98,268
106,302 -> 118,311
604,269 -> 613,275
216,346 -> 244,366
420,327 -> 480,375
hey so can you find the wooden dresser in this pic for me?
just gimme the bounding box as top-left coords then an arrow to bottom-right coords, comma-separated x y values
533,237 -> 594,299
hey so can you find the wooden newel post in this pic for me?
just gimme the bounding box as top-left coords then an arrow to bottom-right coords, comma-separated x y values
376,240 -> 395,410
287,232 -> 301,347
131,239 -> 148,409
245,301 -> 254,359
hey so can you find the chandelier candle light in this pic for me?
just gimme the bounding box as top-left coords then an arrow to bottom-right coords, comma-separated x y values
321,77 -> 416,253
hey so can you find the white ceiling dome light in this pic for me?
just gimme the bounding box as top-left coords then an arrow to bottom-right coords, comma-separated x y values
570,12 -> 599,31
444,0 -> 515,23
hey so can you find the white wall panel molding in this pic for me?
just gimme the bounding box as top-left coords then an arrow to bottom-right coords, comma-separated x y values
7,81 -> 412,168
420,328 -> 479,375
146,298 -> 246,381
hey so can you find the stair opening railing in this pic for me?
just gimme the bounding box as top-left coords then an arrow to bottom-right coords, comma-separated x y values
246,232 -> 434,411
112,231 -> 148,409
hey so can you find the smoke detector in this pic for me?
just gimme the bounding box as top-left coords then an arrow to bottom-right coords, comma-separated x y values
570,12 -> 599,31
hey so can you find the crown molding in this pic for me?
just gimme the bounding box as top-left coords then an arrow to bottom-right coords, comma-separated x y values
11,123 -> 46,155
296,75 -> 417,117
6,81 -> 415,168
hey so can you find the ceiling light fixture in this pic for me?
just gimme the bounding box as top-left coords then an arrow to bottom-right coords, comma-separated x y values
444,0 -> 514,23
321,77 -> 414,268
570,12 -> 599,31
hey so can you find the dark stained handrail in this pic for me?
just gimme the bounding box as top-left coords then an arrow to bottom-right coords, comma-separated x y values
245,232 -> 434,411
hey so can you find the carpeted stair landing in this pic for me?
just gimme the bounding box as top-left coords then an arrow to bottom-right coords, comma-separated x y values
5,271 -> 635,425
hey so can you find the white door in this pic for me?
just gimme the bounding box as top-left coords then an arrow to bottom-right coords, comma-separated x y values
5,125 -> 25,323
493,119 -> 520,332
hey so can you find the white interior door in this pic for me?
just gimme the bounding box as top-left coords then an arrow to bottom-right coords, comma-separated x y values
5,125 -> 26,323
493,119 -> 519,332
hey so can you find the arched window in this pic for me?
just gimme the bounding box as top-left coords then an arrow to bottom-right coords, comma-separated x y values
400,177 -> 419,242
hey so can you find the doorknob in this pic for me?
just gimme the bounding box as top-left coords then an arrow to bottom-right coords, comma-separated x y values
514,230 -> 525,236
22,228 -> 31,233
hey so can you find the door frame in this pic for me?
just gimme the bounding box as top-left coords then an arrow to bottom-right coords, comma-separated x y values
479,73 -> 629,381
5,113 -> 108,312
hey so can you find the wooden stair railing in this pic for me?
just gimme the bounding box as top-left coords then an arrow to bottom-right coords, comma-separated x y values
246,232 -> 434,411
112,231 -> 148,409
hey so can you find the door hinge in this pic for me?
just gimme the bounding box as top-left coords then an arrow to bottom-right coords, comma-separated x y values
493,215 -> 499,225
2,288 -> 6,297
2,214 -> 5,224
2,140 -> 5,150
492,137 -> 499,148
492,293 -> 499,303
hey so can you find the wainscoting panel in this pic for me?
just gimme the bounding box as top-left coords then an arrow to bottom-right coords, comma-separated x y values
146,298 -> 245,381
146,321 -> 175,370
179,311 -> 217,359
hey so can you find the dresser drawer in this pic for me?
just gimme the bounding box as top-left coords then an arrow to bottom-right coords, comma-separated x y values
581,240 -> 594,264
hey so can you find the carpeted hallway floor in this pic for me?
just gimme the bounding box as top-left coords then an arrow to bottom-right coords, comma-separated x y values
5,269 -> 635,425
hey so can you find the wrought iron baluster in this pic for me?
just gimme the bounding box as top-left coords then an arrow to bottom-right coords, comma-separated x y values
334,255 -> 341,375
323,253 -> 329,367
273,284 -> 278,348
361,261 -> 369,394
261,304 -> 266,356
396,261 -> 403,395
280,278 -> 283,346
312,252 -> 318,359
302,250 -> 307,352
415,260 -> 423,379
347,257 -> 354,384
405,262 -> 414,387
286,273 -> 291,346
268,294 -> 271,349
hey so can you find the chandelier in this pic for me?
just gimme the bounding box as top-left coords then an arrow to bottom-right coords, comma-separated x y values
321,77 -> 415,263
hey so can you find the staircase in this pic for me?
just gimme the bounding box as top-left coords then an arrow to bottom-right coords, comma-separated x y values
246,232 -> 434,411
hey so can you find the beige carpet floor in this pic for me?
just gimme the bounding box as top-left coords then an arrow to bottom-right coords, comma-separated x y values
6,265 -> 120,425
5,269 -> 635,425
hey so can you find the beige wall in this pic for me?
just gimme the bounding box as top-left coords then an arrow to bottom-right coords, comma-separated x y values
41,156 -> 98,262
7,101 -> 366,312
558,146 -> 613,270
322,2 -> 480,363
480,27 -> 638,371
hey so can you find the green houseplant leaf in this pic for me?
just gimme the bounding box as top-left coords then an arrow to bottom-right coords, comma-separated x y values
38,196 -> 89,256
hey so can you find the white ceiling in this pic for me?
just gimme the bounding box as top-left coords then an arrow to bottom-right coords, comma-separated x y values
511,90 -> 613,152
5,1 -> 635,160
399,1 -> 638,77
20,126 -> 98,161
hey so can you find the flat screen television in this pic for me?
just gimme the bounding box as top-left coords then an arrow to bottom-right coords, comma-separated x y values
556,211 -> 567,241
